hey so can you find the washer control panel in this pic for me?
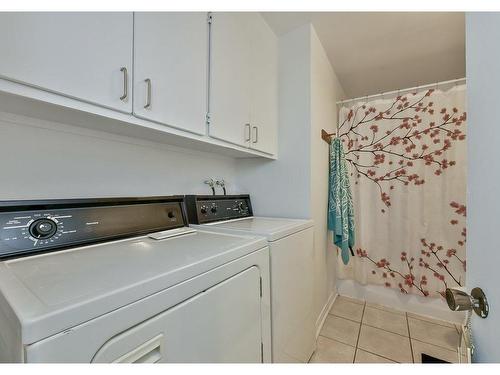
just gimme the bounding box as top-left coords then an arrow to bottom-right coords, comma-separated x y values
185,195 -> 253,224
0,196 -> 186,259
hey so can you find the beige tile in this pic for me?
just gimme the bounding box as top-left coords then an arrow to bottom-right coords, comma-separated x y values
320,315 -> 361,346
407,312 -> 456,328
309,336 -> 356,363
337,295 -> 365,305
365,302 -> 405,315
362,306 -> 409,336
408,317 -> 460,350
329,297 -> 365,322
412,339 -> 463,363
358,325 -> 413,363
354,349 -> 397,363
457,326 -> 472,362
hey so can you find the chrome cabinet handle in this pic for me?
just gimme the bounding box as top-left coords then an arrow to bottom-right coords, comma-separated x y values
245,123 -> 251,142
144,78 -> 152,109
252,126 -> 258,143
120,67 -> 128,101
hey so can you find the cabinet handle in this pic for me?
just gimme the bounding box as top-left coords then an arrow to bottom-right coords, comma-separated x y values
120,67 -> 128,101
144,78 -> 152,109
252,126 -> 258,143
245,123 -> 251,142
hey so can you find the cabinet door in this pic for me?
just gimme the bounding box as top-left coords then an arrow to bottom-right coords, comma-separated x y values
0,12 -> 133,113
209,12 -> 252,147
92,267 -> 263,363
249,15 -> 279,155
133,13 -> 208,135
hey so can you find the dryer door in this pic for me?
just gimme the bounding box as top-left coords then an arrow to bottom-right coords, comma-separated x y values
92,266 -> 263,363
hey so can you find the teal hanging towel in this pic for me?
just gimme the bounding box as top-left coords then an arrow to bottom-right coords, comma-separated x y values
327,137 -> 355,265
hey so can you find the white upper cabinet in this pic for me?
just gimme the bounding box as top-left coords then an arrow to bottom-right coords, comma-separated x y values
209,12 -> 278,155
0,12 -> 133,113
249,14 -> 278,155
209,13 -> 253,147
0,12 -> 277,158
133,13 -> 208,135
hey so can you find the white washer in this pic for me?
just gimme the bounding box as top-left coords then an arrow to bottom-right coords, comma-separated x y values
0,196 -> 271,363
186,195 -> 316,363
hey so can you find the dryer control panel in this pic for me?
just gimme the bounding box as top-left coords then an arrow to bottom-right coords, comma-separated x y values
185,195 -> 253,224
0,196 -> 186,259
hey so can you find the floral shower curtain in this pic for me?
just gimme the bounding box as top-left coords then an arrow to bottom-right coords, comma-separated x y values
337,85 -> 467,299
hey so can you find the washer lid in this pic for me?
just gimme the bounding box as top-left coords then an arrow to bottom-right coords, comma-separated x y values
205,217 -> 314,242
0,230 -> 267,344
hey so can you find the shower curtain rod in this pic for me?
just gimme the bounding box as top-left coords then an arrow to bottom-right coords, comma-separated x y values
336,77 -> 466,106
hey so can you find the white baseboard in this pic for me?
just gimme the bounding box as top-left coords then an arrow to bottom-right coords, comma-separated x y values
315,292 -> 337,338
337,279 -> 465,325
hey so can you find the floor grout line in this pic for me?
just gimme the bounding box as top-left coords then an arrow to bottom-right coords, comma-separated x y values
360,323 -> 409,338
318,334 -> 356,349
406,312 -> 415,363
360,322 -> 410,338
365,300 -> 457,328
355,348 -> 401,363
410,337 -> 461,352
407,314 -> 459,329
328,312 -> 363,324
364,303 -> 406,316
352,301 -> 366,363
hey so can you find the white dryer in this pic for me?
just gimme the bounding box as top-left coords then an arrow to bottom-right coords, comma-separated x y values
0,196 -> 271,363
186,195 -> 316,363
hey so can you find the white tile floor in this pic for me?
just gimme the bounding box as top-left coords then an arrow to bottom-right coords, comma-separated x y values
310,295 -> 465,363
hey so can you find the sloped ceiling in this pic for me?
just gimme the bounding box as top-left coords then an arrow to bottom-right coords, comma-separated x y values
261,12 -> 465,99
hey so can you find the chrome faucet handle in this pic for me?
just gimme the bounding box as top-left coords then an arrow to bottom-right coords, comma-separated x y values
204,179 -> 216,195
215,179 -> 227,195
204,178 -> 215,187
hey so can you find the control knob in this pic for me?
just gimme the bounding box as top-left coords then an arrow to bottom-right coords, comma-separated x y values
200,206 -> 208,214
29,218 -> 57,239
210,206 -> 218,214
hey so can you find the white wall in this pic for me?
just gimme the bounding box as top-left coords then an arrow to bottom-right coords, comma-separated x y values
0,111 -> 237,200
236,23 -> 346,332
466,12 -> 500,363
310,28 -> 345,327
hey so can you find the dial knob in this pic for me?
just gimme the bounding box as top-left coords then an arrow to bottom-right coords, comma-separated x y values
238,202 -> 247,211
210,206 -> 218,214
29,218 -> 57,239
200,206 -> 207,214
